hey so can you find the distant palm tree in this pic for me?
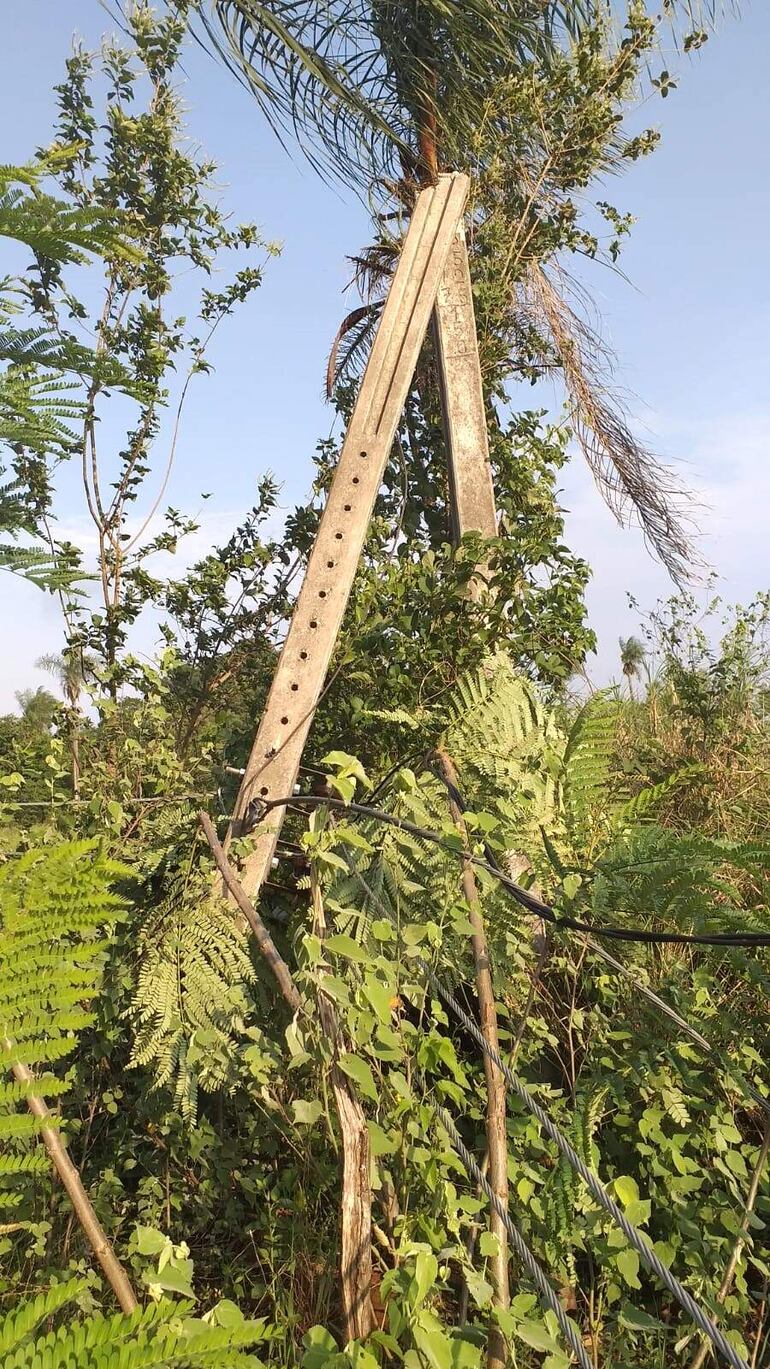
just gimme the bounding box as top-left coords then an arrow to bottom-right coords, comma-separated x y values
619,635 -> 646,700
36,651 -> 91,709
36,650 -> 94,795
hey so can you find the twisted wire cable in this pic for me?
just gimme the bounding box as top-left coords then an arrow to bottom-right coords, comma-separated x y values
434,1101 -> 593,1369
430,975 -> 750,1369
262,793 -> 770,947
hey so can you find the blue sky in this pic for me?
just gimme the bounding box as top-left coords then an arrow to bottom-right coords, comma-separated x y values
1,1 -> 768,707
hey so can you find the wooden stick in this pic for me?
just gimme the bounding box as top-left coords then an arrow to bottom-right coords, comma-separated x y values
311,870 -> 374,1342
433,749 -> 509,1369
198,811 -> 301,1014
200,815 -> 374,1343
688,1117 -> 770,1369
4,1046 -> 138,1314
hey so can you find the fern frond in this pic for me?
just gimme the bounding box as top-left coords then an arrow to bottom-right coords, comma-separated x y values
0,1284 -> 271,1366
562,691 -> 619,857
0,843 -> 127,1210
128,876 -> 261,1121
0,163 -> 139,266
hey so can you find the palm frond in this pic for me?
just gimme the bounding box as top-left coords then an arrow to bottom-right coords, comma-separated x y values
203,0 -> 576,185
326,301 -> 381,396
527,264 -> 701,584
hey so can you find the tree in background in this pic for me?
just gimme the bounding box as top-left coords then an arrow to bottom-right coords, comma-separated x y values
192,0 -> 715,790
0,156 -> 136,588
619,634 -> 646,699
205,0 -> 701,582
18,1 -> 274,701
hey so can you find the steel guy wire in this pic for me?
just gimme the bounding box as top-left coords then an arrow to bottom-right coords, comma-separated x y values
433,1101 -> 593,1369
331,852 -> 753,1369
430,974 -> 750,1369
578,939 -> 770,1123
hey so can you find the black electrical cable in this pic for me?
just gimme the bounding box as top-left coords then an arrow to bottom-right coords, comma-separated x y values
429,769 -> 770,1120
338,832 -> 770,1134
260,793 -> 770,948
268,778 -> 759,1363
431,774 -> 770,1123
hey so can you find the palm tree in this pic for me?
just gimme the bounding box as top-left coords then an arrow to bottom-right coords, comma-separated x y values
200,0 -> 708,582
203,1 -> 566,187
619,635 -> 646,700
36,650 -> 94,796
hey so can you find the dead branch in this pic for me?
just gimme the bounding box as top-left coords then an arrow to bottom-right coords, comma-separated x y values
3,1045 -> 138,1314
198,810 -> 302,1014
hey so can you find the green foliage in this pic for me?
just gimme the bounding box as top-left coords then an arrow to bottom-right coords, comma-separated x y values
0,1277 -> 272,1366
0,157 -> 135,265
7,4 -> 275,692
2,3 -> 763,1365
206,0 -> 580,186
129,871 -> 269,1120
0,158 -> 137,590
0,842 -> 127,1215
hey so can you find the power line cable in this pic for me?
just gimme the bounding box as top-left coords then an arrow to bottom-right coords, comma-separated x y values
583,939 -> 770,1123
430,768 -> 770,1122
260,792 -> 770,948
330,850 -> 757,1368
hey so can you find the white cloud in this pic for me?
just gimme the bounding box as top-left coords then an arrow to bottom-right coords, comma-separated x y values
0,503 -> 265,711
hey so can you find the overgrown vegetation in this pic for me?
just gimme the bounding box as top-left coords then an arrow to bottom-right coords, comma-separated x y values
1,3 -> 767,1368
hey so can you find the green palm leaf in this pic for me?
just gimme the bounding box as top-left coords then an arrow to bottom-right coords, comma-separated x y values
203,0 -> 581,184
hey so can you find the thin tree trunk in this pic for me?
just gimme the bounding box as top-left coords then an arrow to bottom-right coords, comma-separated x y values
200,811 -> 374,1342
70,721 -> 81,799
459,935 -> 548,1325
4,1046 -> 137,1313
434,749 -> 509,1369
688,1117 -> 770,1369
199,811 -> 301,1014
311,872 -> 374,1343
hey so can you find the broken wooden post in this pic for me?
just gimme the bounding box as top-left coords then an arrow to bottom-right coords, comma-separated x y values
433,750 -> 510,1369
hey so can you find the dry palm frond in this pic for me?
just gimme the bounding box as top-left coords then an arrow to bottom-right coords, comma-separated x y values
348,241 -> 399,301
326,302 -> 382,397
527,263 -> 702,585
326,239 -> 398,395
